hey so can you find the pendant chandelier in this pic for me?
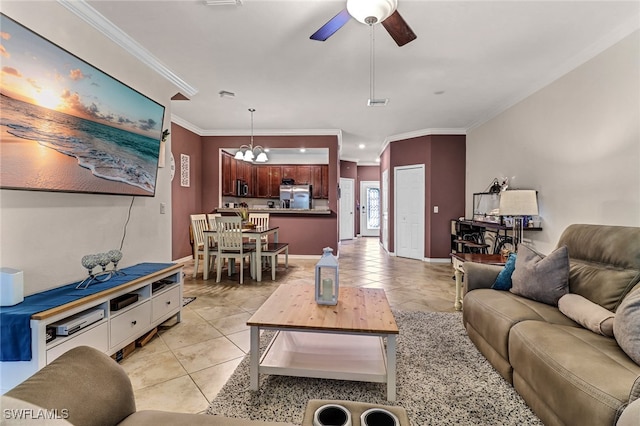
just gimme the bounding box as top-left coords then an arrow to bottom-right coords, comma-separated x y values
234,108 -> 268,163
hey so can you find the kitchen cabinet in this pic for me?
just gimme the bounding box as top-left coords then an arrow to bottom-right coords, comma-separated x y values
255,166 -> 282,198
221,152 -> 236,196
295,166 -> 312,185
311,166 -> 322,198
268,166 -> 282,197
222,155 -> 329,199
281,166 -> 296,182
320,165 -> 329,198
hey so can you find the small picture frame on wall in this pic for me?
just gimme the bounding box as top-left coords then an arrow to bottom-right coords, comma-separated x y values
180,154 -> 190,187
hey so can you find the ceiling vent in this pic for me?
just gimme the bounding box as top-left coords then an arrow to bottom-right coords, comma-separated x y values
204,0 -> 242,5
367,98 -> 389,107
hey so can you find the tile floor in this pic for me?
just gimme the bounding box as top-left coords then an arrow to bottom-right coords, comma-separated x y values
120,237 -> 456,414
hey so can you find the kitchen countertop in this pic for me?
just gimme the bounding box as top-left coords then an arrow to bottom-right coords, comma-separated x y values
216,207 -> 332,215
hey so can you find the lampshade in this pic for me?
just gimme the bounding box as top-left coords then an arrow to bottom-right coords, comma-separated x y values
347,0 -> 397,25
255,151 -> 268,163
499,190 -> 539,216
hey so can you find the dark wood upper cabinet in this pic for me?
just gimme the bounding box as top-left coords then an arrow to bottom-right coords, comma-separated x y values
295,166 -> 312,185
311,166 -> 322,198
320,165 -> 329,198
281,166 -> 296,181
222,156 -> 328,199
268,166 -> 282,197
221,152 -> 236,196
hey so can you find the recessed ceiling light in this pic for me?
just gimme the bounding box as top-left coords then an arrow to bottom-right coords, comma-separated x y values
300,148 -> 306,153
375,158 -> 380,163
358,144 -> 365,149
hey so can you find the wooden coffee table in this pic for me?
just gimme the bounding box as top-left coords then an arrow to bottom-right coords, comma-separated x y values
247,284 -> 399,401
451,253 -> 506,310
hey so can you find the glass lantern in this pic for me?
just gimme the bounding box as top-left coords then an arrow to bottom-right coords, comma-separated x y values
315,247 -> 339,305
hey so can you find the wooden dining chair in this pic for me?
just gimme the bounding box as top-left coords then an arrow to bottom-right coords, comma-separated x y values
215,216 -> 255,284
189,214 -> 215,278
248,213 -> 270,242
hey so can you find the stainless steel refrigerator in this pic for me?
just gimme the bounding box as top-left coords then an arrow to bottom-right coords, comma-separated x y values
280,184 -> 312,209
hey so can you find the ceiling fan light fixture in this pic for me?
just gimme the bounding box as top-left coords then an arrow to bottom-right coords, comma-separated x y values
347,0 -> 397,25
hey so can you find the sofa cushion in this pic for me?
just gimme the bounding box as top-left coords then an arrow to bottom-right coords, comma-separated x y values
492,253 -> 516,290
463,289 -> 578,363
557,224 -> 640,311
558,293 -> 615,337
614,289 -> 640,364
509,320 -> 640,426
510,244 -> 569,306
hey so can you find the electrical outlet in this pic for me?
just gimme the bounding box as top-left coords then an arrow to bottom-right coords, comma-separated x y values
160,203 -> 166,214
433,206 -> 439,213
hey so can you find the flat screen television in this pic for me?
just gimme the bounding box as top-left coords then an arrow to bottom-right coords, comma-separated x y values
0,13 -> 166,197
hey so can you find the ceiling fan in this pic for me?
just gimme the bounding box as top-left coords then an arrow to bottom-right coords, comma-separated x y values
310,0 -> 416,47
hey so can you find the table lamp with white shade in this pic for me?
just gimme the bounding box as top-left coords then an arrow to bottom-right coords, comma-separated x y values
499,190 -> 539,250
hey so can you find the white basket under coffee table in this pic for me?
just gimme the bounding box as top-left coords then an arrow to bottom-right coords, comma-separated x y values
247,284 -> 399,401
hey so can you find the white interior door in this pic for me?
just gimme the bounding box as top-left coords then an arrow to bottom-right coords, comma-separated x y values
394,165 -> 425,260
382,169 -> 389,251
359,181 -> 380,237
339,178 -> 355,240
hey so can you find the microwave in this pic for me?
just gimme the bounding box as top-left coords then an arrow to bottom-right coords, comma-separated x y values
236,180 -> 248,197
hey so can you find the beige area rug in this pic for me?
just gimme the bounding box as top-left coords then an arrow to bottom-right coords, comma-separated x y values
208,310 -> 542,425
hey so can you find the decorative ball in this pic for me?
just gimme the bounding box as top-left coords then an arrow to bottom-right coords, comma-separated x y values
107,249 -> 123,264
81,254 -> 98,271
96,252 -> 111,268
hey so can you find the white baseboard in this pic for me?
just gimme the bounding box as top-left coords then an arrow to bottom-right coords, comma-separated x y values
423,257 -> 452,263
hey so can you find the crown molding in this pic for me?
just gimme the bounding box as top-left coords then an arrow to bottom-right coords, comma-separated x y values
379,128 -> 467,156
170,114 -> 343,152
467,18 -> 640,132
57,0 -> 198,98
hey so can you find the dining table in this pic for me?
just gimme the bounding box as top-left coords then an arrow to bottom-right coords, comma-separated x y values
202,225 -> 280,282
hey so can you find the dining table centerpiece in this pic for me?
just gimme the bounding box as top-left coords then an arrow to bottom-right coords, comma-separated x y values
236,207 -> 253,228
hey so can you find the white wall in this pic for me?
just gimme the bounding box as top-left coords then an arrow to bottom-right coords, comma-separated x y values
467,31 -> 640,254
0,2 -> 178,294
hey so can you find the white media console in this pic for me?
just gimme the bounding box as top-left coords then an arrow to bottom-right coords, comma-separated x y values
0,264 -> 183,393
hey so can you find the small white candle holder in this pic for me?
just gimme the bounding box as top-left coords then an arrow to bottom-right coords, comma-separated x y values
315,247 -> 339,305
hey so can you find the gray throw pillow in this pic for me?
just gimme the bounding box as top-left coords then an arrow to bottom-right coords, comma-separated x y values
510,244 -> 570,306
613,289 -> 640,365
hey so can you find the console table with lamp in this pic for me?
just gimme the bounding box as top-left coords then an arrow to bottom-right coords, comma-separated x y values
451,189 -> 540,310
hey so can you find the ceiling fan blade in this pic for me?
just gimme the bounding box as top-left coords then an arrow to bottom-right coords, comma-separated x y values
381,10 -> 417,47
310,9 -> 351,41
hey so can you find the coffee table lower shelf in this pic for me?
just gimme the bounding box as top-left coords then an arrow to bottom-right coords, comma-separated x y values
261,330 -> 387,382
251,330 -> 396,400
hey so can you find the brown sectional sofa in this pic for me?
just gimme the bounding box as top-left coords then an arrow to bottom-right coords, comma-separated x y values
462,224 -> 640,426
1,346 -> 293,426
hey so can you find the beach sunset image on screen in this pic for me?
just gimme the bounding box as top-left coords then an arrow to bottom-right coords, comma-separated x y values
0,13 -> 166,196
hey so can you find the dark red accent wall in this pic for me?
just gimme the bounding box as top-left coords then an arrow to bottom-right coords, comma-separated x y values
382,134 -> 465,258
201,135 -> 340,255
171,124 -> 203,260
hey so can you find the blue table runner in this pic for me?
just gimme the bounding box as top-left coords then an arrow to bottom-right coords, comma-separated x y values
0,262 -> 175,362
